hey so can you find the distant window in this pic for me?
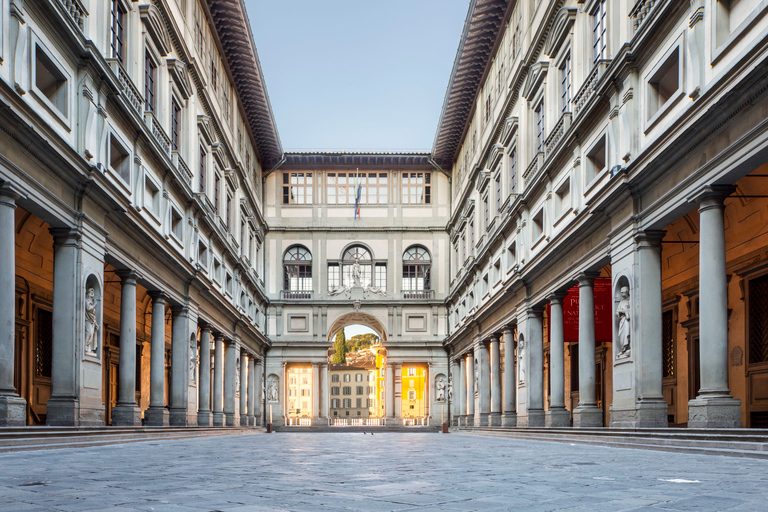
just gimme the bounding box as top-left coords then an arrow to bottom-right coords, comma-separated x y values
145,52 -> 156,112
534,100 -> 545,154
199,146 -> 206,194
283,246 -> 312,292
560,52 -> 571,114
402,246 -> 431,292
331,374 -> 339,383
408,390 -> 416,400
586,135 -> 607,184
591,0 -> 607,65
331,387 -> 339,396
355,373 -> 363,382
171,98 -> 181,151
144,176 -> 160,215
282,172 -> 314,205
555,177 -> 571,218
35,46 -> 68,117
214,173 -> 220,214
495,172 -> 502,212
401,172 -> 431,204
647,48 -> 680,121
343,374 -> 351,383
509,147 -> 517,195
327,172 -> 387,205
532,208 -> 544,241
171,207 -> 184,241
356,386 -> 363,395
110,0 -> 126,63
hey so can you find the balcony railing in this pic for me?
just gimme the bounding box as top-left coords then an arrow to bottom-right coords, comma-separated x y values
172,151 -> 192,185
281,290 -> 313,300
573,60 -> 610,117
144,111 -> 172,156
107,59 -> 143,115
523,152 -> 543,187
630,0 -> 659,33
59,0 -> 88,30
544,112 -> 571,157
402,289 -> 434,300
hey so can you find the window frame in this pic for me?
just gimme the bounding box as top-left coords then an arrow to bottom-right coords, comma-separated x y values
110,0 -> 128,64
401,172 -> 432,205
282,171 -> 315,205
283,245 -> 312,292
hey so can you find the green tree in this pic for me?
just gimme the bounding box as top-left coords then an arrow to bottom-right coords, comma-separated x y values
331,330 -> 347,364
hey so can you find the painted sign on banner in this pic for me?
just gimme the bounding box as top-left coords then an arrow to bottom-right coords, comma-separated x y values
547,278 -> 613,344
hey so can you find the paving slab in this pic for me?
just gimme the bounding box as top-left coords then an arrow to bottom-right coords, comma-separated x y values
0,432 -> 767,511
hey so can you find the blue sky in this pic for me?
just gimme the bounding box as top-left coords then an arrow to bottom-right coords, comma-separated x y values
244,0 -> 470,151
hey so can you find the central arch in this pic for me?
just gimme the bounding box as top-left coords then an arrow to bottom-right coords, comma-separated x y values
327,312 -> 387,344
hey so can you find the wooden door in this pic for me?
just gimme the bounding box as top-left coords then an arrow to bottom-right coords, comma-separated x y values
747,274 -> 768,427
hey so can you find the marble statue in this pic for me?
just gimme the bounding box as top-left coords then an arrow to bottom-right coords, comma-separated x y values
235,358 -> 241,394
351,256 -> 362,287
518,339 -> 526,383
328,285 -> 349,297
447,378 -> 453,402
267,376 -> 279,402
474,359 -> 479,396
436,375 -> 446,402
616,286 -> 631,356
189,339 -> 198,382
84,287 -> 98,355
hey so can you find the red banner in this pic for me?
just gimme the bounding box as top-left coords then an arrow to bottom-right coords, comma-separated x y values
547,278 -> 612,344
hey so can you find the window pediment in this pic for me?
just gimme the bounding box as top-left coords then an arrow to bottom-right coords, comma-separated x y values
167,59 -> 193,100
197,115 -> 216,145
140,5 -> 171,56
500,116 -> 518,147
544,8 -> 577,57
522,62 -> 549,100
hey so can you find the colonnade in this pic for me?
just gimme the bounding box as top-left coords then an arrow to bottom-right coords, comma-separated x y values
451,186 -> 741,429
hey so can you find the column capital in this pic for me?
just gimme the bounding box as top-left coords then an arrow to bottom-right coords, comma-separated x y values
0,185 -> 20,207
49,227 -> 82,246
147,291 -> 167,303
213,333 -> 225,342
576,271 -> 601,286
688,184 -> 736,207
548,291 -> 569,304
170,304 -> 189,317
525,305 -> 544,318
115,269 -> 139,284
634,230 -> 666,248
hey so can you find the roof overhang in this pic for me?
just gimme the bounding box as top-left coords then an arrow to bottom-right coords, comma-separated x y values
282,152 -> 433,170
208,0 -> 283,169
431,0 -> 516,169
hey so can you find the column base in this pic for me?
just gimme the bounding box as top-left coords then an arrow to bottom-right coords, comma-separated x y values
111,404 -> 142,426
526,409 -> 545,427
197,411 -> 213,427
169,408 -> 189,427
0,394 -> 27,426
501,412 -> 517,427
610,400 -> 668,428
240,416 -> 249,426
212,412 -> 226,426
545,407 -> 571,428
489,412 -> 502,426
475,413 -> 490,427
45,397 -> 80,426
144,407 -> 169,427
688,396 -> 742,428
225,414 -> 238,426
572,406 -> 603,428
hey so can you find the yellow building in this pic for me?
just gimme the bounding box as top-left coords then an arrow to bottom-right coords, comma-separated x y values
401,365 -> 427,420
329,365 -> 376,421
286,366 -> 312,423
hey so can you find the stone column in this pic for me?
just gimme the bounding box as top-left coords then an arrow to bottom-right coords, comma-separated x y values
111,270 -> 141,426
573,272 -> 602,427
526,306 -> 545,427
145,292 -> 169,426
312,362 -> 320,423
255,359 -> 263,426
0,186 -> 26,426
320,363 -> 328,423
465,353 -> 475,421
502,326 -> 517,427
385,363 -> 394,420
490,335 -> 502,426
458,356 -> 467,426
170,306 -> 189,426
212,335 -> 225,426
224,340 -> 236,426
476,341 -> 490,426
239,351 -> 248,426
247,356 -> 255,426
46,228 -> 81,425
633,231 -> 670,426
688,186 -> 741,427
546,293 -> 570,427
197,325 -> 212,426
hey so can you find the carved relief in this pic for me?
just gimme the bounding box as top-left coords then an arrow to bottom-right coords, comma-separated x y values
435,374 -> 446,402
267,374 -> 279,402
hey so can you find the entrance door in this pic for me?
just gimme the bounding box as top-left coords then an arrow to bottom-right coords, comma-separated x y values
747,274 -> 768,427
687,335 -> 700,403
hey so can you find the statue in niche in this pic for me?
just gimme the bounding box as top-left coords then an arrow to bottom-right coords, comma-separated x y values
235,358 -> 241,394
518,339 -> 526,384
84,287 -> 99,355
351,256 -> 363,287
435,375 -> 446,402
616,286 -> 631,356
447,377 -> 453,402
189,340 -> 198,382
474,359 -> 479,397
267,375 -> 279,402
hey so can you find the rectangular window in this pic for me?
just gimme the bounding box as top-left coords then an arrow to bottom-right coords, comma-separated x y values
356,386 -> 364,395
356,398 -> 362,408
535,100 -> 545,154
35,46 -> 68,117
226,193 -> 232,230
591,0 -> 607,65
495,173 -> 502,212
586,135 -> 607,184
110,0 -> 126,63
331,374 -> 340,383
343,386 -> 351,395
469,221 -> 475,253
374,263 -> 386,290
647,48 -> 680,121
560,52 -> 571,114
328,263 -> 340,290
109,135 -> 130,183
144,52 -> 156,112
214,173 -> 220,214
282,172 -> 314,205
326,172 -> 388,205
331,387 -> 339,396
343,399 -> 351,408
199,146 -> 206,194
210,56 -> 217,91
509,147 -> 517,194
171,207 -> 184,241
144,176 -> 159,214
483,194 -> 489,230
401,172 -> 431,204
171,98 -> 181,151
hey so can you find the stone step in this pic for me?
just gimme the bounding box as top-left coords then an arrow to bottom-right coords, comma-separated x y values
463,426 -> 768,443
0,427 -> 265,452
458,428 -> 768,458
273,425 -> 440,433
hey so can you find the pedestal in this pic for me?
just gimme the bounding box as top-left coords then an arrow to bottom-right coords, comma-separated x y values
688,397 -> 742,428
545,407 -> 571,428
0,395 -> 28,426
572,406 -> 602,428
144,407 -> 169,427
501,412 -> 517,427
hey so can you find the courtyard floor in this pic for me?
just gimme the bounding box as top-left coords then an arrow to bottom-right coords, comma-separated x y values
1,432 -> 767,511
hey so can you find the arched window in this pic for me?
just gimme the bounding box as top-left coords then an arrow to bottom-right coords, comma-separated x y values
402,246 -> 431,296
283,246 -> 312,297
341,245 -> 372,287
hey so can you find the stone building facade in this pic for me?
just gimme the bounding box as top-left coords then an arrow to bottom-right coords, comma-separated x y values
2,0 -> 768,432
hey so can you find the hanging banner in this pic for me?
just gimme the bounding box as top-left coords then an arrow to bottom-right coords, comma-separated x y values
547,278 -> 613,344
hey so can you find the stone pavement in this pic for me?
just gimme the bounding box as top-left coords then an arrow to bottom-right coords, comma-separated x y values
0,432 -> 767,511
